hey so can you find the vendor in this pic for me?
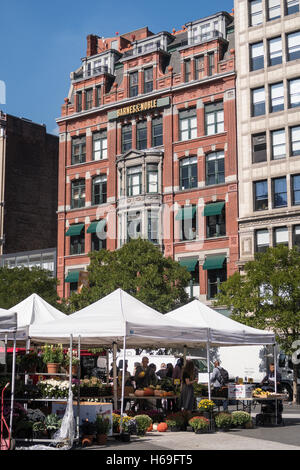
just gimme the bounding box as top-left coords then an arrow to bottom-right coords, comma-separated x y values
260,363 -> 282,392
134,356 -> 156,389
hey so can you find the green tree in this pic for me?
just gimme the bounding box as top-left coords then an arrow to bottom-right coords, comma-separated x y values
67,238 -> 191,313
0,266 -> 61,310
214,245 -> 300,402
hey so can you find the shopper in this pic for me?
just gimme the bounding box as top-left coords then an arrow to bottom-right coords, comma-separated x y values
166,363 -> 173,378
210,360 -> 229,411
180,360 -> 197,411
172,357 -> 184,383
157,363 -> 167,379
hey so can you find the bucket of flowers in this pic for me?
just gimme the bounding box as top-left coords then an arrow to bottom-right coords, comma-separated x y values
197,399 -> 215,419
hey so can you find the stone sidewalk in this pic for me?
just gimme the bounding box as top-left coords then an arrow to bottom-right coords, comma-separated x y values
85,429 -> 300,451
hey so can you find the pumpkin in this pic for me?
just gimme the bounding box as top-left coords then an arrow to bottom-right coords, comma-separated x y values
157,422 -> 168,432
147,424 -> 153,432
144,388 -> 154,396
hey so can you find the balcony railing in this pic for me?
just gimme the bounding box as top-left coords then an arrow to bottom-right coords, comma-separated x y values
74,66 -> 111,80
190,30 -> 223,45
123,43 -> 164,59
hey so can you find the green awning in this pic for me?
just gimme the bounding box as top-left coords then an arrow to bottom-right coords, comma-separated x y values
179,259 -> 198,272
65,271 -> 79,283
175,206 -> 196,221
202,255 -> 226,270
65,224 -> 84,236
87,219 -> 106,234
203,202 -> 225,217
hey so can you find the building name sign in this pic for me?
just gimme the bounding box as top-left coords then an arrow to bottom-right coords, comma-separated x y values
108,96 -> 170,121
117,99 -> 158,117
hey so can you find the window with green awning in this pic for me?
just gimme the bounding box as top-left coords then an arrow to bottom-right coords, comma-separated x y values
202,254 -> 226,270
202,201 -> 225,217
65,224 -> 84,236
65,271 -> 80,283
87,219 -> 106,234
179,258 -> 198,272
175,205 -> 196,220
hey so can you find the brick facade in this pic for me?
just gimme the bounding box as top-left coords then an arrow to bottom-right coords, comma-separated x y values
56,12 -> 239,304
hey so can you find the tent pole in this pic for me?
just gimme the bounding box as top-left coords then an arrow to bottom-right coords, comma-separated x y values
76,336 -> 81,440
106,349 -> 109,382
113,342 -> 117,411
120,334 -> 127,433
9,332 -> 17,437
4,334 -> 7,374
207,329 -> 211,401
69,335 -> 73,392
274,343 -> 278,424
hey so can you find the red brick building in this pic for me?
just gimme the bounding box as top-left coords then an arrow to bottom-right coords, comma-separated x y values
56,11 -> 238,305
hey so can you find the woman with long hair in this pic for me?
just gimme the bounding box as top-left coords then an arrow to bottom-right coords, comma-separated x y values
180,360 -> 197,411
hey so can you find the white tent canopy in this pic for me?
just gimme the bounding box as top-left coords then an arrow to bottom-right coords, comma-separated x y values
29,289 -> 209,347
9,293 -> 67,330
166,299 -> 275,346
0,310 -> 17,334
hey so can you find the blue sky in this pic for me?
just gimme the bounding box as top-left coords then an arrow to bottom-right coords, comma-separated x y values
1,0 -> 234,134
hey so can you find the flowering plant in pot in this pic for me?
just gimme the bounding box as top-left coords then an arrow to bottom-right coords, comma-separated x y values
188,416 -> 210,433
95,414 -> 111,445
214,412 -> 232,432
41,344 -> 64,374
134,414 -> 152,436
232,411 -> 252,428
197,399 -> 215,414
64,349 -> 80,375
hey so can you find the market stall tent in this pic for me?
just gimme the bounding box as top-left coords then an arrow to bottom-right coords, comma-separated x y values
166,299 -> 275,346
9,293 -> 67,330
29,289 -> 208,347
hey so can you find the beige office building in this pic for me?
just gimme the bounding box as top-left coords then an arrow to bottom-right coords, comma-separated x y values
234,0 -> 300,263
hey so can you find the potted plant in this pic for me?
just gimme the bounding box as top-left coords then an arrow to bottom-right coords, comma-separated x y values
214,412 -> 232,432
44,413 -> 62,438
41,344 -> 64,374
64,350 -> 80,376
165,418 -> 179,432
95,414 -> 111,445
188,416 -> 210,434
232,411 -> 252,429
80,419 -> 96,447
17,351 -> 42,373
32,420 -> 47,439
134,414 -> 152,436
197,399 -> 215,418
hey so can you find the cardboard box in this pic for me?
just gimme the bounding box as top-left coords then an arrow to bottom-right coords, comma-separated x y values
228,384 -> 254,399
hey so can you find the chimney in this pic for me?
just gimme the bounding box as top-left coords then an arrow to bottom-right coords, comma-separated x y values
86,34 -> 99,57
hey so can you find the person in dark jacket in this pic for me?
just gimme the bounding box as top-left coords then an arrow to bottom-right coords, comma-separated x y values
180,360 -> 197,411
172,358 -> 184,382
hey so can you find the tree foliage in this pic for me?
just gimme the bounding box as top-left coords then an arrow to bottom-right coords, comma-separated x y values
0,266 -> 60,310
214,246 -> 300,355
67,238 -> 191,313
